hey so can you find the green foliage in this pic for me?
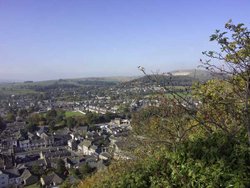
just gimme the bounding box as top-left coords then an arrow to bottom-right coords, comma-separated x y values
66,116 -> 76,129
81,133 -> 250,188
84,112 -> 100,125
70,168 -> 81,178
132,101 -> 194,147
18,109 -> 28,119
80,21 -> 250,188
46,109 -> 57,122
49,120 -> 56,131
6,112 -> 16,122
28,113 -> 43,126
56,110 -> 66,122
0,116 -> 5,130
56,159 -> 67,177
84,112 -> 120,125
202,20 -> 250,143
26,122 -> 37,132
79,163 -> 93,179
31,165 -> 45,177
168,133 -> 249,187
60,179 -> 74,188
192,78 -> 245,134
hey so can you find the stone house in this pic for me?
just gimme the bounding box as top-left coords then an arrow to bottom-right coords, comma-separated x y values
78,139 -> 101,156
40,172 -> 63,187
2,169 -> 22,187
21,169 -> 38,186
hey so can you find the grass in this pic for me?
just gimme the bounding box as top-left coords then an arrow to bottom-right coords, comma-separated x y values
0,88 -> 39,95
65,111 -> 85,117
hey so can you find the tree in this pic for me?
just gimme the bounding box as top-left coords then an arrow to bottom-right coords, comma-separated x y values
17,109 -> 28,119
71,168 -> 81,178
201,20 -> 250,143
85,112 -> 100,124
49,120 -> 56,132
31,165 -> 45,176
81,132 -> 250,188
56,159 -> 67,176
79,20 -> 250,188
46,109 -> 57,123
55,110 -> 65,124
132,101 -> 194,149
79,163 -> 92,178
0,116 -> 5,130
138,20 -> 250,144
28,113 -> 42,126
66,117 -> 76,129
60,179 -> 73,188
6,112 -> 15,122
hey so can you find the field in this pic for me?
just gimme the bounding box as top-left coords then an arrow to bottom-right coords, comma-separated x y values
65,111 -> 85,117
0,88 -> 39,95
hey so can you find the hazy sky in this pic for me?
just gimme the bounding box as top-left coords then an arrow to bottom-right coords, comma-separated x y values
0,0 -> 249,81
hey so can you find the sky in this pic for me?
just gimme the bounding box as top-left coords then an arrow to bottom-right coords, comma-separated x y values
0,0 -> 250,81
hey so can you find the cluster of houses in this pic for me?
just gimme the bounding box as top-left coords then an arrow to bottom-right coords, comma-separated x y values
0,82 -> 164,119
0,117 -> 132,187
0,80 -> 168,188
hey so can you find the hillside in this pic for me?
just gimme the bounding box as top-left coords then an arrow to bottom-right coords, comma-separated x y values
122,69 -> 221,87
170,69 -> 212,79
0,71 -> 225,96
0,76 -> 137,95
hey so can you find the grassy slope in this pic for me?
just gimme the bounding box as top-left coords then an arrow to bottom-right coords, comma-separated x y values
65,111 -> 85,118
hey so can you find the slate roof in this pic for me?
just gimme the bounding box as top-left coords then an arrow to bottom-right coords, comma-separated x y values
37,126 -> 49,135
20,169 -> 32,180
42,172 -> 63,185
2,168 -> 20,178
41,150 -> 71,158
25,159 -> 47,167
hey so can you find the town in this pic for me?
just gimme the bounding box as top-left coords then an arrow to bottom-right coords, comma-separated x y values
1,1 -> 248,187
0,77 -> 168,188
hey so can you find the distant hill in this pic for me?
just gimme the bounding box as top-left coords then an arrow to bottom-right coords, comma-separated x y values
70,76 -> 138,83
0,76 -> 138,96
123,75 -> 195,87
123,69 -> 226,87
0,76 -> 139,90
169,69 -> 218,81
0,70 -> 224,88
0,79 -> 21,84
29,76 -> 137,85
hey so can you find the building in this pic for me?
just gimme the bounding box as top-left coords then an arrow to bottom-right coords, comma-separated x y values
0,171 -> 8,188
21,169 -> 38,186
40,172 -> 63,187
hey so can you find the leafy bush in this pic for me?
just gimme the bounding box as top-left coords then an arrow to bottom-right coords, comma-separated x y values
81,132 -> 249,188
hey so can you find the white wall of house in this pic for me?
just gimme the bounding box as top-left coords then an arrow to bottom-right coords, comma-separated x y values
82,146 -> 89,155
